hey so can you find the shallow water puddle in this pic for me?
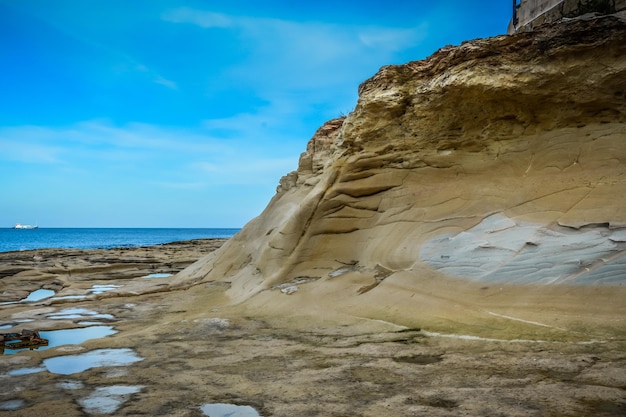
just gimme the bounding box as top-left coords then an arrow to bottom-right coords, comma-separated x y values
0,399 -> 25,411
23,289 -> 56,302
47,308 -> 115,321
89,284 -> 121,294
79,385 -> 143,414
3,326 -> 116,355
51,295 -> 87,301
41,326 -> 117,347
43,348 -> 143,374
143,273 -> 173,279
8,367 -> 46,376
0,289 -> 56,305
51,284 -> 120,301
200,403 -> 261,417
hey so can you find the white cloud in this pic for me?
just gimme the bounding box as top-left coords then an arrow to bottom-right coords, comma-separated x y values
191,156 -> 296,186
162,7 -> 428,95
0,138 -> 63,164
153,75 -> 177,90
0,121 -> 229,165
133,65 -> 178,90
358,26 -> 427,51
0,119 -> 300,188
155,181 -> 207,190
161,7 -> 233,28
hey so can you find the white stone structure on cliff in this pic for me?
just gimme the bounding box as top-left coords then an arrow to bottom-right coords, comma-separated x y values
173,12 -> 626,339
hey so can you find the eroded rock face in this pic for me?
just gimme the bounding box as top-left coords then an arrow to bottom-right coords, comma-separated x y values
177,15 -> 626,337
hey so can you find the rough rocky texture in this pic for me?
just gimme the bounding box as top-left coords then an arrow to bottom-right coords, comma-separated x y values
175,14 -> 626,340
1,243 -> 625,417
2,14 -> 626,417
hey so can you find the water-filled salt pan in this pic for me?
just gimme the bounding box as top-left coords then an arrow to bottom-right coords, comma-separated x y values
79,385 -> 143,414
8,367 -> 45,376
200,403 -> 261,417
143,273 -> 173,279
43,348 -> 143,374
0,289 -> 55,305
47,308 -> 114,321
0,399 -> 25,411
3,326 -> 116,355
23,289 -> 55,302
89,284 -> 121,294
41,326 -> 117,347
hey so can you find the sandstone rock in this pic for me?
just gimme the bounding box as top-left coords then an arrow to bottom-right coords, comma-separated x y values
177,14 -> 626,339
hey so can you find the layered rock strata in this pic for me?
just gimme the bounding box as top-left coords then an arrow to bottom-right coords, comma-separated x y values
175,15 -> 626,339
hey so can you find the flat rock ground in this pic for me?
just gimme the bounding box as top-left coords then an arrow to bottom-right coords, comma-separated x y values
0,240 -> 625,417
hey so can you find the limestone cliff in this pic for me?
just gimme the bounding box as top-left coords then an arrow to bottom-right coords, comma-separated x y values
176,15 -> 626,339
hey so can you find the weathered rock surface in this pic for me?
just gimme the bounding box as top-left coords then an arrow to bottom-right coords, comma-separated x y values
2,13 -> 626,417
176,14 -> 626,340
1,242 -> 625,417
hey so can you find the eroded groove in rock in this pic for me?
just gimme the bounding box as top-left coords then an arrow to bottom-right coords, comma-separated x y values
177,14 -> 626,338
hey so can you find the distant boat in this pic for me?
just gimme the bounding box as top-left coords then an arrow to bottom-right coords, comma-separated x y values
13,223 -> 38,230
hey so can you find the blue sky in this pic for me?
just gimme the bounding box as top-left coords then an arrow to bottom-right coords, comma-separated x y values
0,1 -> 511,228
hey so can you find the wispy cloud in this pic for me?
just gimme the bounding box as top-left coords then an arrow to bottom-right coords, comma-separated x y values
191,155 -> 296,186
17,7 -> 178,91
161,7 -> 233,28
134,65 -> 178,90
0,119 -> 299,188
358,27 -> 426,51
0,138 -> 64,164
162,7 -> 428,106
153,75 -> 177,90
155,181 -> 207,190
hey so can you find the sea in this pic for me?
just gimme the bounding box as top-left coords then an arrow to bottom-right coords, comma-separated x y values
0,228 -> 240,253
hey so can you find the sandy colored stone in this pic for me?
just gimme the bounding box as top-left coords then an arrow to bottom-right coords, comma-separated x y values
0,240 -> 624,416
174,15 -> 626,339
2,14 -> 626,417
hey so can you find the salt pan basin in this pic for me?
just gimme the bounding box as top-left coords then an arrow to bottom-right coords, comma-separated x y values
79,385 -> 143,414
201,403 -> 261,417
143,273 -> 173,279
47,308 -> 114,321
43,348 -> 143,375
23,289 -> 55,302
41,326 -> 117,348
3,326 -> 116,355
0,289 -> 55,305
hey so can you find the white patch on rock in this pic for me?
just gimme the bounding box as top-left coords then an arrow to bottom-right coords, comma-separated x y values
421,213 -> 626,284
280,286 -> 298,295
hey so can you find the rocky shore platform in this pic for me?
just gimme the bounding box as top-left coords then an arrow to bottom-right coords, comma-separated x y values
1,240 -> 624,416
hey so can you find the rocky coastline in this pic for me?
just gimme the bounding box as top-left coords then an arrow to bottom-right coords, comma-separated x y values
0,239 -> 624,416
2,12 -> 626,417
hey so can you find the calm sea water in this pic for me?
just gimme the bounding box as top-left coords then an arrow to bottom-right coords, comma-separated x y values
0,228 -> 240,253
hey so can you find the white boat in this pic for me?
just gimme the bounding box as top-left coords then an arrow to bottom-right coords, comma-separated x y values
13,223 -> 38,230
